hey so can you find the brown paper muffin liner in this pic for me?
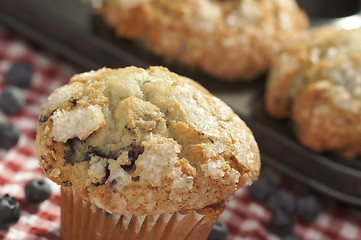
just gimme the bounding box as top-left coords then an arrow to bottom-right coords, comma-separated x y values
60,186 -> 224,240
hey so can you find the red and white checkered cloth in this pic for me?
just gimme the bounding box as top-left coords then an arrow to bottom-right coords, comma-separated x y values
0,26 -> 360,240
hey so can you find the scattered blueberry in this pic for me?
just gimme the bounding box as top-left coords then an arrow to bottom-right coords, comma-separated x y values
0,122 -> 20,149
283,235 -> 300,240
296,195 -> 321,223
0,194 -> 21,230
248,174 -> 275,201
207,220 -> 228,240
5,62 -> 33,88
25,179 -> 52,204
268,209 -> 295,237
0,86 -> 25,116
267,189 -> 296,213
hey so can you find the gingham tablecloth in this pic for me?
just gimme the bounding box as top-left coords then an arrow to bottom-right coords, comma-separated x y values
0,26 -> 360,240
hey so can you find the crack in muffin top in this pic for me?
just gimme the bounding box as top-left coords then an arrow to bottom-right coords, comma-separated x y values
35,66 -> 260,215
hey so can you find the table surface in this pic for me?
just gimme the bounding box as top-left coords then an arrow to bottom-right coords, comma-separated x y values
0,26 -> 360,240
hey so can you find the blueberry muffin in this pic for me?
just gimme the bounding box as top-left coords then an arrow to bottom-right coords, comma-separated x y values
35,66 -> 260,239
98,0 -> 308,82
266,26 -> 361,157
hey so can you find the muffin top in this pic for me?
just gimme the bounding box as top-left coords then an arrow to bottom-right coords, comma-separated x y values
35,66 -> 260,216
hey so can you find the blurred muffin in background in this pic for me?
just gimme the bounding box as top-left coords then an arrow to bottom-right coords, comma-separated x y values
266,26 -> 361,157
98,0 -> 308,82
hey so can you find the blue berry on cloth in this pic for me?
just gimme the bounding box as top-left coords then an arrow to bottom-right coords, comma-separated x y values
5,61 -> 33,88
268,209 -> 295,237
0,86 -> 25,116
296,195 -> 321,223
25,179 -> 52,203
283,235 -> 300,240
207,220 -> 228,240
248,174 -> 275,201
0,194 -> 21,229
0,122 -> 20,149
267,189 -> 296,213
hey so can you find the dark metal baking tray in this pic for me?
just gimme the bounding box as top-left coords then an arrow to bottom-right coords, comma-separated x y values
1,0 -> 361,206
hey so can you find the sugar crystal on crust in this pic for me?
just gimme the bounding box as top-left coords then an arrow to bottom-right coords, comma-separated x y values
51,105 -> 105,142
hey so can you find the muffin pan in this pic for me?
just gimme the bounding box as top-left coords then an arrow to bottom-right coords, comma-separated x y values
0,0 -> 361,206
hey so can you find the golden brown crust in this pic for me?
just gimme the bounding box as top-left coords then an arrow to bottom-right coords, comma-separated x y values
36,66 -> 260,215
100,0 -> 308,81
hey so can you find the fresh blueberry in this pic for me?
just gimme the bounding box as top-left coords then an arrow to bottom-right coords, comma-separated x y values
267,189 -> 296,213
0,194 -> 21,229
5,62 -> 33,88
296,195 -> 321,223
0,86 -> 25,116
283,235 -> 300,240
207,220 -> 228,240
25,179 -> 52,203
0,122 -> 20,149
268,209 -> 294,237
248,174 -> 275,202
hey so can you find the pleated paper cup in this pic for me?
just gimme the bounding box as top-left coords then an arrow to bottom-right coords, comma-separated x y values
60,187 -> 224,240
